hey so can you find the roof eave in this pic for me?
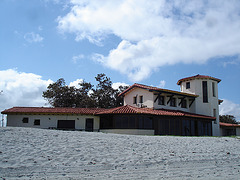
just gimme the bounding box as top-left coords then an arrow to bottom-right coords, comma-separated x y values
119,83 -> 198,98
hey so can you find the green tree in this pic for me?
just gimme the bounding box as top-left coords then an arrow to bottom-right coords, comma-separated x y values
114,85 -> 129,107
91,73 -> 116,108
219,115 -> 238,124
42,74 -> 129,108
76,80 -> 95,108
43,78 -> 94,108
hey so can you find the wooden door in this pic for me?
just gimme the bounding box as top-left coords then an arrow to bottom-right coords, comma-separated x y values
85,118 -> 94,132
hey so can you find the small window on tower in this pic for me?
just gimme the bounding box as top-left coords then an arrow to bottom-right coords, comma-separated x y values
212,82 -> 216,97
202,81 -> 208,103
139,96 -> 143,103
186,82 -> 190,89
213,109 -> 217,124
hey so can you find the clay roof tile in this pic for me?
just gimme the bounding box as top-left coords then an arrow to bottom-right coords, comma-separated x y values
177,74 -> 221,85
1,107 -> 104,115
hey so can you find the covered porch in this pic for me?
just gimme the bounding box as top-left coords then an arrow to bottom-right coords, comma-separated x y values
98,105 -> 214,136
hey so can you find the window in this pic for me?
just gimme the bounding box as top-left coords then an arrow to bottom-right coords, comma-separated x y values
213,109 -> 217,124
186,82 -> 190,89
34,119 -> 40,125
170,98 -> 176,107
133,96 -> 137,104
22,117 -> 29,123
202,81 -> 208,103
181,99 -> 187,108
212,82 -> 216,97
158,96 -> 165,105
139,96 -> 143,103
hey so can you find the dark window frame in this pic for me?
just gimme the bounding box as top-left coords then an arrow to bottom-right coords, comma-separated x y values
22,117 -> 29,123
181,99 -> 187,108
170,98 -> 176,107
158,96 -> 165,105
212,82 -> 216,97
202,81 -> 208,103
133,96 -> 137,104
186,82 -> 190,89
34,119 -> 40,125
85,118 -> 94,131
213,109 -> 217,124
139,95 -> 143,103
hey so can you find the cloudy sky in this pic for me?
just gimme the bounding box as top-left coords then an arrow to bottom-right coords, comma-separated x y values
1,0 -> 240,123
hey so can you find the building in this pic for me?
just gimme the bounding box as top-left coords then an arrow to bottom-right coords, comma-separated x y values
1,75 -> 222,136
220,122 -> 240,136
1,107 -> 103,132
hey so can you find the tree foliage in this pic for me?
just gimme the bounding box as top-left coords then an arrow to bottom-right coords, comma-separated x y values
42,74 -> 129,108
219,115 -> 238,124
43,78 -> 94,108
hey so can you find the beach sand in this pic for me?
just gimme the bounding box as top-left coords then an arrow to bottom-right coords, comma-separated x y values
0,127 -> 240,179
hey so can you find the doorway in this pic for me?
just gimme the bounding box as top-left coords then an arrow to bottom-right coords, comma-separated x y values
85,118 -> 94,132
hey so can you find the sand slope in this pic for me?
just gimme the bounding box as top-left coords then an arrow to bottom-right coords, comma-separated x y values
0,127 -> 240,179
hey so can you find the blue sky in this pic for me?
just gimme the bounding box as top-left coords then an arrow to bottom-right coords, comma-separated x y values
1,0 -> 240,122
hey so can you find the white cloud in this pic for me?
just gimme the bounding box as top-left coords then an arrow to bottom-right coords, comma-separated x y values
69,79 -> 83,88
0,69 -> 53,113
38,26 -> 43,31
91,53 -> 105,63
220,99 -> 240,122
58,0 -> 240,81
72,54 -> 85,64
24,32 -> 44,43
157,80 -> 166,88
112,82 -> 129,90
223,56 -> 240,67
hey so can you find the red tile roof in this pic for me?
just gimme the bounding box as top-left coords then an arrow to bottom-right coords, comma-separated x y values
177,74 -> 221,85
219,122 -> 240,127
118,83 -> 198,97
97,105 -> 215,120
1,107 -> 104,115
2,105 -> 215,120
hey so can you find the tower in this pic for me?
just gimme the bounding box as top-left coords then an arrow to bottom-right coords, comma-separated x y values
177,75 -> 221,136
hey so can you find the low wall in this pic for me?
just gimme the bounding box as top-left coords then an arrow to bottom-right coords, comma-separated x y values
100,129 -> 155,135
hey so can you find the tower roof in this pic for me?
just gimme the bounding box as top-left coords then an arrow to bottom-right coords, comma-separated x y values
177,75 -> 221,85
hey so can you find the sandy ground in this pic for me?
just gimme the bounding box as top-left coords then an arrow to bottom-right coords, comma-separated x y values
0,127 -> 240,179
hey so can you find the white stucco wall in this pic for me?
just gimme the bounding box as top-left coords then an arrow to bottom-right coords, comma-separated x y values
124,87 -> 194,112
124,88 -> 154,108
180,79 -> 220,136
6,114 -> 100,131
